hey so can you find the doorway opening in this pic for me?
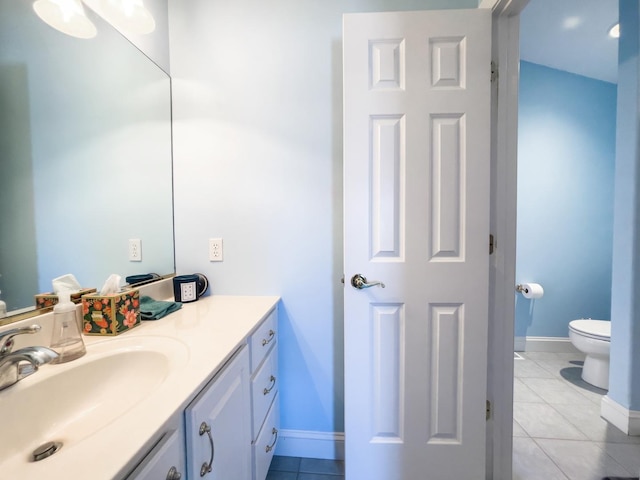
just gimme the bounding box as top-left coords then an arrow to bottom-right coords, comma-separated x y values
509,1 -> 638,478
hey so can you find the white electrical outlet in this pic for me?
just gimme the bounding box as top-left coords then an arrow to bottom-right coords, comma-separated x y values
209,238 -> 223,262
129,238 -> 142,262
180,282 -> 196,302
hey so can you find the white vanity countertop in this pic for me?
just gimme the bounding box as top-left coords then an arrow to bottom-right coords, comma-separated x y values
0,292 -> 280,480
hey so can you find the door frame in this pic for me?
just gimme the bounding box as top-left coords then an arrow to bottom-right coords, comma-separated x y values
485,0 -> 529,479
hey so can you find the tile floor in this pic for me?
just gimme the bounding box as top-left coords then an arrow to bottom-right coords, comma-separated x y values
513,351 -> 640,480
267,456 -> 345,480
268,352 -> 640,480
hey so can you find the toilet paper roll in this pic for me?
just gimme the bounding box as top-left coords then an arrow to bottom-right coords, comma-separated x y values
521,283 -> 544,299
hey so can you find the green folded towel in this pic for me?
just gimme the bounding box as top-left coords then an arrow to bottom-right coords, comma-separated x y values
140,295 -> 182,320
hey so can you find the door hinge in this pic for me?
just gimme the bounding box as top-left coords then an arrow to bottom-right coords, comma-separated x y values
489,234 -> 495,255
491,61 -> 498,83
486,400 -> 491,420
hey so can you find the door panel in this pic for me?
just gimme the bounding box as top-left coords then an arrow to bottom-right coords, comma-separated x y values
343,9 -> 491,479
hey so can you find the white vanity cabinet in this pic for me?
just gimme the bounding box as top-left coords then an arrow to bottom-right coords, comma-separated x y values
183,305 -> 280,480
122,299 -> 279,480
249,308 -> 279,480
185,346 -> 252,480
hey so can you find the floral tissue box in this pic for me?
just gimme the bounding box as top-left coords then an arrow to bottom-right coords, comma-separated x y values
81,289 -> 140,336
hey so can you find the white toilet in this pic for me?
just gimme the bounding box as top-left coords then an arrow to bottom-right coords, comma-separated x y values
568,319 -> 611,390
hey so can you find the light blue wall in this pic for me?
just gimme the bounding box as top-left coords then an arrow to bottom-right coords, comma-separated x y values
516,61 -> 616,340
169,0 -> 476,438
609,0 -> 640,412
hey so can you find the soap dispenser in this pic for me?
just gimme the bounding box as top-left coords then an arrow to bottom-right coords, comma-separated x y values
50,290 -> 86,364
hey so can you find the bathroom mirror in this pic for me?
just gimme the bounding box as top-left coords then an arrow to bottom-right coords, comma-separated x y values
0,0 -> 174,322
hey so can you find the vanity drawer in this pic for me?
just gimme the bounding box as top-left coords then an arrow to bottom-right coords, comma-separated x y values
253,392 -> 280,480
251,343 -> 278,438
250,308 -> 277,372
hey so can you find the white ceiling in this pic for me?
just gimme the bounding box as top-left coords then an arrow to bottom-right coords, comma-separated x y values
519,0 -> 619,84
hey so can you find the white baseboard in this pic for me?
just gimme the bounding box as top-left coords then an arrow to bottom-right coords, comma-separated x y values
523,336 -> 579,353
274,429 -> 345,460
601,395 -> 640,436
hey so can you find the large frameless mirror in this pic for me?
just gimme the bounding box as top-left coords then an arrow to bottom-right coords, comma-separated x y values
0,0 -> 174,323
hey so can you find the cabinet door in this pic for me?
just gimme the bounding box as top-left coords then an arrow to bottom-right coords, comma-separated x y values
185,346 -> 252,480
126,428 -> 185,480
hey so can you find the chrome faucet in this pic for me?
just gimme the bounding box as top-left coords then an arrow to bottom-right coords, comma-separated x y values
0,324 -> 58,391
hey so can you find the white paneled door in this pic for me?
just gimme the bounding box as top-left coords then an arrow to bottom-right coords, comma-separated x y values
343,9 -> 491,479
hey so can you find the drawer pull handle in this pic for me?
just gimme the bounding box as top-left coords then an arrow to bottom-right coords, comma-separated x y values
261,329 -> 275,346
166,466 -> 182,480
199,421 -> 215,477
265,427 -> 278,453
263,375 -> 276,395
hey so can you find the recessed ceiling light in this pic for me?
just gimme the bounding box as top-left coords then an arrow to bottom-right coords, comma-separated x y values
563,16 -> 582,30
609,23 -> 620,39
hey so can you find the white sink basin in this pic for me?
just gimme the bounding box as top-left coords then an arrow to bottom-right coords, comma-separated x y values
0,335 -> 189,468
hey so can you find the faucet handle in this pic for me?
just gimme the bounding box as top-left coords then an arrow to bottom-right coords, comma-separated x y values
0,324 -> 41,355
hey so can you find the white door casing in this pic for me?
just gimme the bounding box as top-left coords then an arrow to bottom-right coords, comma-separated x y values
485,1 -> 527,477
343,9 -> 491,479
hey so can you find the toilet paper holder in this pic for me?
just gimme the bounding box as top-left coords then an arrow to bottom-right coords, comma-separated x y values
515,283 -> 544,299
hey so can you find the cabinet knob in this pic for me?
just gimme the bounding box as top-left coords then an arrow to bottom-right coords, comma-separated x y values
166,466 -> 182,480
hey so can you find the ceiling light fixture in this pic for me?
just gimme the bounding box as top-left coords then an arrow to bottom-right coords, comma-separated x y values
609,23 -> 620,39
32,0 -> 97,39
96,0 -> 155,35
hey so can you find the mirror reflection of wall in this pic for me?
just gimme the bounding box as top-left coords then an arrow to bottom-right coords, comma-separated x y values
0,0 -> 174,318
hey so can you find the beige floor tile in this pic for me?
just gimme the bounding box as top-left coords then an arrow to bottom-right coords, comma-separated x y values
514,359 -> 557,379
513,402 -> 588,440
513,437 -> 569,480
512,352 -> 640,480
552,402 -> 640,445
596,442 -> 640,475
519,377 -> 593,405
514,378 -> 545,403
536,439 -> 632,480
513,419 -> 529,438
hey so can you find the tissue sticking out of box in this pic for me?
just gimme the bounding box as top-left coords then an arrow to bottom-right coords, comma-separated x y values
100,274 -> 122,295
52,274 -> 81,294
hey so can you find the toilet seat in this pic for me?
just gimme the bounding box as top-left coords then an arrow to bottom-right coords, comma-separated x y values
569,319 -> 610,341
